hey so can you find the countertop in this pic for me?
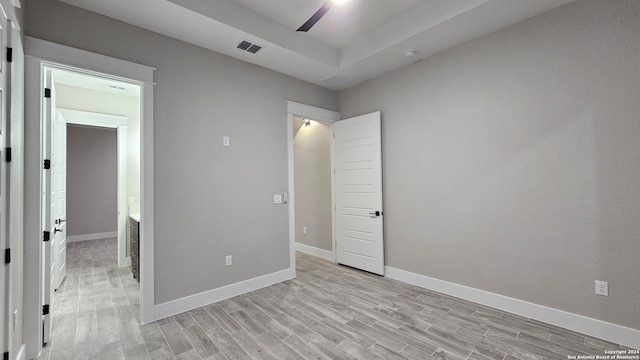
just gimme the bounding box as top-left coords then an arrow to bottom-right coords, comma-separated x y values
130,213 -> 140,222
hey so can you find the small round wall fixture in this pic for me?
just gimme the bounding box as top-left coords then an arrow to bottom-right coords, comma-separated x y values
405,49 -> 417,59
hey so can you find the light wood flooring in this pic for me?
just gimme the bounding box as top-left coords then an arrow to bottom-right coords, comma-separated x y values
35,238 -> 633,360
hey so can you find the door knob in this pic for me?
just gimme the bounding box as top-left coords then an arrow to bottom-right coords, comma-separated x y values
369,211 -> 381,217
54,228 -> 63,233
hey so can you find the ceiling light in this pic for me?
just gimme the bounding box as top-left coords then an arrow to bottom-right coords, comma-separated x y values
303,119 -> 311,126
331,0 -> 349,4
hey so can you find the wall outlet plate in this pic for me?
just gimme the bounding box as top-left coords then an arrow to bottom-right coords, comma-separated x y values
225,255 -> 232,267
595,280 -> 608,296
274,194 -> 283,204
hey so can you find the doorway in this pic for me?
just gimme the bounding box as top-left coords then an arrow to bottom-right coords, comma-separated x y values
41,66 -> 141,345
287,102 -> 385,277
286,102 -> 339,274
24,37 -> 155,359
292,117 -> 334,261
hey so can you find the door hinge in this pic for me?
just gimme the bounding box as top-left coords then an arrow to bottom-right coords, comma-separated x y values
43,231 -> 50,242
44,159 -> 51,169
5,147 -> 10,162
3,351 -> 8,360
44,88 -> 51,98
6,47 -> 12,63
4,248 -> 9,264
43,304 -> 50,315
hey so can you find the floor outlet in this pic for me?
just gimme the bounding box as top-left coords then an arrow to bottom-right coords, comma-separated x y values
595,280 -> 608,296
225,255 -> 232,267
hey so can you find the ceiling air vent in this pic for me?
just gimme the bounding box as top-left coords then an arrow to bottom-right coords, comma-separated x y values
237,40 -> 262,54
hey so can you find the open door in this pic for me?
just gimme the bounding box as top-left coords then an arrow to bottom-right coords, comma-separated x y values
334,111 -> 384,275
42,68 -> 67,344
52,110 -> 67,290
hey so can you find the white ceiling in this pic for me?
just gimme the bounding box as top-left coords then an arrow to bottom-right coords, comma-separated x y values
57,0 -> 575,90
230,0 -> 426,48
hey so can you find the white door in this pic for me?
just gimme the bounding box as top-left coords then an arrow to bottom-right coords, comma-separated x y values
52,110 -> 67,290
41,69 -> 57,344
334,112 -> 384,275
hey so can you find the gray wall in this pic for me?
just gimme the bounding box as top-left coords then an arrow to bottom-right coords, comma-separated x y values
25,0 -> 338,303
56,84 -> 141,207
294,118 -> 332,251
66,125 -> 118,237
339,0 -> 640,330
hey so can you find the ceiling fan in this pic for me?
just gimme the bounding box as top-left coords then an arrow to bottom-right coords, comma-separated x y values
296,0 -> 348,32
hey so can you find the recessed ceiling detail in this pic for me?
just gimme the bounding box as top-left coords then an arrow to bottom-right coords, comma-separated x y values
59,0 -> 576,90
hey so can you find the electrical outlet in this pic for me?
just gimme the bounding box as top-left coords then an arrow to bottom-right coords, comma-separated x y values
223,136 -> 230,147
13,310 -> 18,330
274,194 -> 282,204
303,226 -> 307,234
595,280 -> 608,296
225,255 -> 232,267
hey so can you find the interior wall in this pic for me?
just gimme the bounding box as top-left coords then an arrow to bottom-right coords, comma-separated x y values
293,118 -> 332,251
55,83 -> 141,206
25,0 -> 338,304
66,125 -> 118,237
339,0 -> 640,330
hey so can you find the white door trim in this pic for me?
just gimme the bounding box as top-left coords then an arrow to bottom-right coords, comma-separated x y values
58,108 -> 129,268
286,101 -> 340,275
24,37 -> 155,359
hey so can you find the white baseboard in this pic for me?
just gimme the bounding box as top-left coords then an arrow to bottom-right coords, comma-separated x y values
385,266 -> 640,349
67,231 -> 118,242
15,344 -> 26,360
295,243 -> 333,261
148,268 -> 293,323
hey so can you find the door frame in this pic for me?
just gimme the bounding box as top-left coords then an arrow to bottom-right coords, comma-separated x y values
24,37 -> 155,358
286,101 -> 340,275
58,107 -> 129,267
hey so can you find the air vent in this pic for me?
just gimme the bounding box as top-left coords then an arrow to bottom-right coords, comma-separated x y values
237,40 -> 262,54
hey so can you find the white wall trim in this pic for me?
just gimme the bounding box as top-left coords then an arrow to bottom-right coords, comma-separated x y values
153,269 -> 293,321
286,101 -> 340,282
25,36 -> 155,83
295,243 -> 333,261
385,266 -> 640,349
287,101 -> 340,122
67,231 -> 118,243
58,108 -> 127,126
14,344 -> 26,360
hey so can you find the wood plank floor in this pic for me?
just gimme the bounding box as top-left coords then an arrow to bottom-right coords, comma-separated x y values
35,238 -> 633,360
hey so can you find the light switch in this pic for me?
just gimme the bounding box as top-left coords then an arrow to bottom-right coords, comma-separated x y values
223,136 -> 230,147
274,194 -> 283,204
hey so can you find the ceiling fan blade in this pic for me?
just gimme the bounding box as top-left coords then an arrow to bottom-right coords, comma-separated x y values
297,1 -> 332,32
